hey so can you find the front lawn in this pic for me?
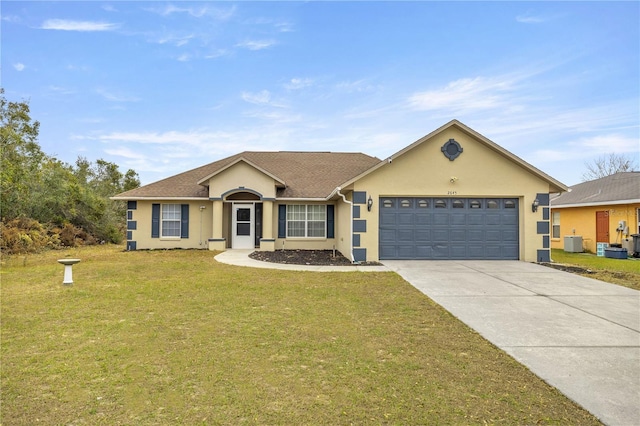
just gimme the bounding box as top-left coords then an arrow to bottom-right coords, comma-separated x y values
1,246 -> 600,425
551,249 -> 640,290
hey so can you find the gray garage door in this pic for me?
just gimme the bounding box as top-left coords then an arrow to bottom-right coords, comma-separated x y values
379,197 -> 519,260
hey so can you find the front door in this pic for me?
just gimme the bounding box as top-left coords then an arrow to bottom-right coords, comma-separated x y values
232,203 -> 254,249
596,211 -> 609,243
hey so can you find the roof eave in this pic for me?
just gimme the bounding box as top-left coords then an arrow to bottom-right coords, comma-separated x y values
551,199 -> 640,209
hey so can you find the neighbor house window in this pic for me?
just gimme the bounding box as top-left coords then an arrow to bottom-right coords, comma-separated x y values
162,204 -> 181,237
287,205 -> 326,238
552,212 -> 560,239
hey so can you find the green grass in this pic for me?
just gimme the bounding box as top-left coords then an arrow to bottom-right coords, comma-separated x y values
2,246 -> 601,425
551,249 -> 640,290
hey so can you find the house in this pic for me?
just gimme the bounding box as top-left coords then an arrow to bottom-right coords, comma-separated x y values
550,172 -> 640,253
112,120 -> 568,263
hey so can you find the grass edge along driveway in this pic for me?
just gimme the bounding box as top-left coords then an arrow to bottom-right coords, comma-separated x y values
1,246 -> 601,425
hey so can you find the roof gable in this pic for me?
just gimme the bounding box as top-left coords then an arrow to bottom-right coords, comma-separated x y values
551,172 -> 640,207
340,120 -> 568,193
196,157 -> 286,187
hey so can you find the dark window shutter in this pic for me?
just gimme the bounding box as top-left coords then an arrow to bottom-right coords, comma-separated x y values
278,205 -> 286,238
181,204 -> 189,238
327,205 -> 335,238
151,204 -> 160,238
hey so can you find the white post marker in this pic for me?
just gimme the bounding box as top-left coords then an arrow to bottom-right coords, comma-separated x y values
57,259 -> 81,285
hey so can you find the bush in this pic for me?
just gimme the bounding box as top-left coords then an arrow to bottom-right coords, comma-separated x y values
0,218 -> 103,255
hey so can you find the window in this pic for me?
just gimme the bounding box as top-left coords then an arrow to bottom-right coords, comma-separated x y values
435,199 -> 447,208
162,204 -> 181,237
470,200 -> 482,209
383,199 -> 394,208
487,200 -> 499,209
453,199 -> 465,208
287,205 -> 326,238
552,212 -> 560,239
505,200 -> 516,209
418,199 -> 429,208
400,199 -> 412,208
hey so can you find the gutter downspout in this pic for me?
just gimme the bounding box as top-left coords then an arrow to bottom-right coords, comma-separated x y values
335,187 -> 355,263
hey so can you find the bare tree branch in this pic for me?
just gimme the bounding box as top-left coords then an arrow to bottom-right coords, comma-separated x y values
581,153 -> 638,181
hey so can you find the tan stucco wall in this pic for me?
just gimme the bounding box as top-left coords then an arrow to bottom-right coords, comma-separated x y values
353,126 -> 552,262
206,161 -> 278,199
550,204 -> 640,253
129,201 -> 212,250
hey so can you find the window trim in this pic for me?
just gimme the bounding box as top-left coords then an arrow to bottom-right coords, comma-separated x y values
286,204 -> 327,238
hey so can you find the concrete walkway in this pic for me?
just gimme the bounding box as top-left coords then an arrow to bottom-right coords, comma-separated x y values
384,260 -> 640,426
215,251 -> 639,425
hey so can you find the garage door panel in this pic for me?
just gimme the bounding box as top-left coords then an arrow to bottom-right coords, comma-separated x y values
432,229 -> 449,242
414,229 -> 430,242
380,214 -> 397,226
398,213 -> 414,226
415,245 -> 433,258
450,245 -> 467,258
397,229 -> 414,242
397,245 -> 417,258
433,214 -> 449,226
450,229 -> 466,242
467,215 -> 484,225
379,197 -> 519,260
467,230 -> 484,242
502,230 -> 518,242
485,230 -> 501,242
379,245 -> 397,258
502,215 -> 518,226
415,213 -> 431,225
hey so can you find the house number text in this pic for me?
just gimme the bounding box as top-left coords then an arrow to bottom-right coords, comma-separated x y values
447,191 -> 457,195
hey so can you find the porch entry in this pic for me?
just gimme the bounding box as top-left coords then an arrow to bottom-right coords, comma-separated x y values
232,203 -> 254,249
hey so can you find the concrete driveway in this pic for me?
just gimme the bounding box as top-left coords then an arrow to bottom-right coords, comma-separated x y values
382,260 -> 640,426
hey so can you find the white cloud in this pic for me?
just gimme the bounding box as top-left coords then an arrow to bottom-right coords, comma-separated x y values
408,76 -> 518,113
336,79 -> 379,94
40,19 -> 119,31
284,78 -> 314,90
176,53 -> 191,62
241,90 -> 272,105
236,39 -> 276,50
569,134 -> 639,155
47,85 -> 76,95
96,88 -> 140,102
516,13 -> 547,24
148,4 -> 235,20
156,33 -> 194,47
13,63 -> 25,71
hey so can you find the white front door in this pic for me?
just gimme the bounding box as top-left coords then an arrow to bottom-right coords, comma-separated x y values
232,203 -> 254,249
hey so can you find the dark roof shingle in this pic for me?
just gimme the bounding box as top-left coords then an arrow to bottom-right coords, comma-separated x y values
114,151 -> 381,199
550,172 -> 640,206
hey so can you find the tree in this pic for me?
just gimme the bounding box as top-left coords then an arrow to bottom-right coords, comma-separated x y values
0,88 -> 46,220
1,88 -> 142,249
581,153 -> 638,182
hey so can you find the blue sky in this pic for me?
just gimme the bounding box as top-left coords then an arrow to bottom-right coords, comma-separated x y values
3,1 -> 639,186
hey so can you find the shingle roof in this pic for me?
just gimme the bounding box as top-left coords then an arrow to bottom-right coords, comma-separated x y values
550,172 -> 640,207
113,151 -> 382,200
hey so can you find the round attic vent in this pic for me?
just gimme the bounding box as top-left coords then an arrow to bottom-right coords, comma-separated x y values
441,139 -> 463,161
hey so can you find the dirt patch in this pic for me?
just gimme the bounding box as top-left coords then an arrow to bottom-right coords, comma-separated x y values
249,249 -> 381,266
539,263 -> 595,274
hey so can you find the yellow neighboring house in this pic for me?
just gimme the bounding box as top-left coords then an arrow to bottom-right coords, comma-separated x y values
550,172 -> 640,253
